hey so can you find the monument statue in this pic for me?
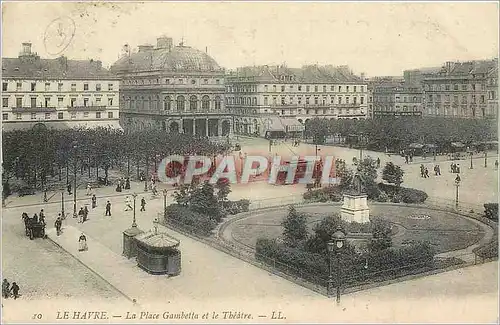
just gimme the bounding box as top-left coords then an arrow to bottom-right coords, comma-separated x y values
352,173 -> 363,195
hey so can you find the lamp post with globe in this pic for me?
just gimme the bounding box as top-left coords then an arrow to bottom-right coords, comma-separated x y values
328,226 -> 346,304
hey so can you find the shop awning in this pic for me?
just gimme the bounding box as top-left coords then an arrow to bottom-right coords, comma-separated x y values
2,120 -> 123,132
265,117 -> 305,132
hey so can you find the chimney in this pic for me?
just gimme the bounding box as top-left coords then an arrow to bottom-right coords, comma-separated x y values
157,36 -> 173,51
138,44 -> 154,52
58,56 -> 68,70
22,42 -> 32,55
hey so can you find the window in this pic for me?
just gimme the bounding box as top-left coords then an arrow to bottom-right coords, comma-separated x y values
215,79 -> 220,84
331,86 -> 334,91
108,112 -> 113,118
96,84 -> 101,91
84,83 -> 89,91
353,97 -> 357,104
2,98 -> 8,107
314,97 -> 319,105
273,85 -> 277,92
323,85 -> 326,92
70,98 -> 76,107
445,84 -> 450,91
96,98 -> 101,105
58,83 -> 63,91
44,97 -> 50,107
16,113 -> 22,120
462,84 -> 467,91
338,86 -> 342,92
178,79 -> 184,84
70,112 -> 76,119
314,86 -> 318,92
58,112 -> 63,119
298,86 -> 302,91
108,83 -> 113,91
45,113 -> 51,119
354,86 -> 357,92
96,112 -> 101,118
306,86 -> 310,92
191,79 -> 196,85
22,82 -> 27,91
281,85 -> 285,92
83,112 -> 89,118
84,98 -> 89,107
2,83 -> 7,91
202,95 -> 210,110
338,97 -> 342,104
71,83 -> 76,91
108,98 -> 113,106
360,97 -> 364,104
204,79 -> 208,84
454,84 -> 459,91
346,97 -> 350,104
45,83 -> 50,91
346,86 -> 350,92
264,97 -> 268,105
176,96 -> 185,111
17,98 -> 25,107
189,95 -> 197,110
166,79 -> 170,84
31,113 -> 36,120
215,96 -> 221,110
2,113 -> 8,120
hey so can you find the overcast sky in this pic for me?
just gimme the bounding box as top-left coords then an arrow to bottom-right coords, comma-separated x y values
2,2 -> 498,76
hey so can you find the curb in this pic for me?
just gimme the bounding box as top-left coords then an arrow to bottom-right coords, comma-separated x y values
46,230 -> 136,305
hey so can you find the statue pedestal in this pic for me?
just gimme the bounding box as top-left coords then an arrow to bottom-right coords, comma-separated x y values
341,193 -> 370,223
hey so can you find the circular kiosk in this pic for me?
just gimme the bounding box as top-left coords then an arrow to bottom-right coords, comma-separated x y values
135,231 -> 181,276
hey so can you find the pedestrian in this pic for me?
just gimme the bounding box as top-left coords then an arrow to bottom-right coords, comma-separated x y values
376,157 -> 381,168
140,197 -> 146,212
434,165 -> 438,176
455,174 -> 461,183
424,168 -> 429,178
420,164 -> 425,178
125,196 -> 133,211
151,182 -> 158,196
456,164 -> 461,174
405,155 -> 409,164
495,160 -> 498,170
78,233 -> 88,252
105,201 -> 111,216
2,279 -> 10,298
91,194 -> 97,209
10,282 -> 19,300
116,182 -> 122,192
86,183 -> 92,196
78,207 -> 85,223
451,162 -> 455,173
32,213 -> 39,224
125,177 -> 131,190
83,206 -> 89,222
67,183 -> 72,195
55,216 -> 62,236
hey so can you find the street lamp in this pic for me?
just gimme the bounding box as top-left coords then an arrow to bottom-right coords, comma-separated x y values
61,189 -> 65,218
455,175 -> 461,210
131,193 -> 137,228
163,189 -> 168,219
153,217 -> 159,235
329,226 -> 346,305
470,151 -> 473,169
484,151 -> 488,168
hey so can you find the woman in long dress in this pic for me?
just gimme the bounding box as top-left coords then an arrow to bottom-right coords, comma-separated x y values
78,233 -> 88,251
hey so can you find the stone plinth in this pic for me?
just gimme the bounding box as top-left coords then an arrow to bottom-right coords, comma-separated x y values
341,193 -> 370,223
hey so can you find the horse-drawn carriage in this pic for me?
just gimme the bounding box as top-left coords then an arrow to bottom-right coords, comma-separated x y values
22,213 -> 46,240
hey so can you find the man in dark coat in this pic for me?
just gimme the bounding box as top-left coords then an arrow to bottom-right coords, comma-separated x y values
140,197 -> 146,212
10,282 -> 19,299
91,194 -> 97,209
105,201 -> 112,216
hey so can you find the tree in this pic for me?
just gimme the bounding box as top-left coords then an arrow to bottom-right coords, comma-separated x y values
356,157 -> 379,199
281,206 -> 308,247
382,162 -> 404,187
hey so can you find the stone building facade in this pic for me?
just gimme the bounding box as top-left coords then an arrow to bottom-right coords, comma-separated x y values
421,59 -> 498,118
1,43 -> 120,131
110,36 -> 233,137
226,65 -> 368,136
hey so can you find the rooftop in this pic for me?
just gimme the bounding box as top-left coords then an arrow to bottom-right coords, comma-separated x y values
227,64 -> 363,83
110,41 -> 223,73
2,43 -> 117,80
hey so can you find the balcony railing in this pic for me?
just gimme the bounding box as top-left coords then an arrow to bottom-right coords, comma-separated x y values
67,105 -> 107,111
11,106 -> 57,112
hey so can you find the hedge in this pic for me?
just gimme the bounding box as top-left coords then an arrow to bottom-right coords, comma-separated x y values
377,183 -> 428,203
256,236 -> 437,288
303,186 -> 343,202
484,203 -> 498,222
164,204 -> 217,236
225,199 -> 250,215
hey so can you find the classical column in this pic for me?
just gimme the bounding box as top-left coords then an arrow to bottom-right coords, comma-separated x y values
192,118 -> 196,136
217,119 -> 222,137
206,117 -> 209,137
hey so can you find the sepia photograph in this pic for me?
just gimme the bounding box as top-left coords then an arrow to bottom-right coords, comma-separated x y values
1,1 -> 499,323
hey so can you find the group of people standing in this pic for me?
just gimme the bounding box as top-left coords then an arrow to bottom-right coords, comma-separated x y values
2,279 -> 19,300
115,177 -> 131,193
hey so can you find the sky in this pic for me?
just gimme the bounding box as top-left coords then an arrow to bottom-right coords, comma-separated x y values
1,1 -> 499,77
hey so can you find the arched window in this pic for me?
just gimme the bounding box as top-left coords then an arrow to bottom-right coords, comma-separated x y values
176,95 -> 185,111
164,96 -> 171,110
190,95 -> 197,110
253,97 -> 257,106
215,96 -> 221,110
202,95 -> 210,110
